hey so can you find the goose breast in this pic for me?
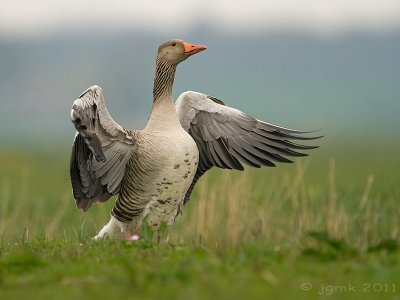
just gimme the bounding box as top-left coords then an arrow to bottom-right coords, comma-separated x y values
117,128 -> 199,228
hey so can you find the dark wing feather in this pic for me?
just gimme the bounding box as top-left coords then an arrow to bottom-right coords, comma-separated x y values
69,85 -> 137,211
175,91 -> 321,205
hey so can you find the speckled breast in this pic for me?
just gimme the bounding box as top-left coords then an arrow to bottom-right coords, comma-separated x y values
117,128 -> 199,228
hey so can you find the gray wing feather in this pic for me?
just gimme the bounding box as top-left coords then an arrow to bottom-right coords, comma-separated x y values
175,91 -> 321,205
70,85 -> 136,211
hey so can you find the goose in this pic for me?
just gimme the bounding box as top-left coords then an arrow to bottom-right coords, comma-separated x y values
70,39 -> 319,241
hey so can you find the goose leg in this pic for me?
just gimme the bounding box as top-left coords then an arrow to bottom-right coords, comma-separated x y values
156,230 -> 161,244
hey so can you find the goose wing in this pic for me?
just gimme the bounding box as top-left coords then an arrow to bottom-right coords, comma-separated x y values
70,85 -> 137,211
175,91 -> 320,205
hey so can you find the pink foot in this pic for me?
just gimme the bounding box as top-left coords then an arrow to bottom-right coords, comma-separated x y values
125,234 -> 141,241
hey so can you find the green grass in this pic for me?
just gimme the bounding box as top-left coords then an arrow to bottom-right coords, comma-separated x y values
1,139 -> 400,299
1,240 -> 400,300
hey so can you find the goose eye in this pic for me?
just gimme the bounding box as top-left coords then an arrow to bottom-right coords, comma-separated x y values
171,43 -> 176,47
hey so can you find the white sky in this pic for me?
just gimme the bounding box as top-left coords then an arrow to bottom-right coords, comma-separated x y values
1,0 -> 400,37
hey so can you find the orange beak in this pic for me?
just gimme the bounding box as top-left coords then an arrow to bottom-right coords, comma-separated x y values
183,41 -> 207,55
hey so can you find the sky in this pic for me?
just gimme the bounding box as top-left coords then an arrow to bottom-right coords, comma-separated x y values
1,0 -> 400,37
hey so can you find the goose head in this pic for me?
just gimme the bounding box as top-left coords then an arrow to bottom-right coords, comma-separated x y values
157,39 -> 207,65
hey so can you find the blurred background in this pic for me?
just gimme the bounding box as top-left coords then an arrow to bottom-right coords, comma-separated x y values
1,0 -> 399,143
0,1 -> 400,242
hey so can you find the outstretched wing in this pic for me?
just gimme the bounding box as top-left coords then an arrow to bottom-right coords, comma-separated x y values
175,91 -> 321,205
70,85 -> 137,211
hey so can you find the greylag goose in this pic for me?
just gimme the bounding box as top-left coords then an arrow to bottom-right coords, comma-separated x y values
70,39 -> 319,240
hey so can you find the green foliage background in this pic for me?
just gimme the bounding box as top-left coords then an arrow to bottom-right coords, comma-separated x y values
1,138 -> 399,299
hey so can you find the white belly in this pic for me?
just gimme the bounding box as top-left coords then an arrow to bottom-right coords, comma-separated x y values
143,129 -> 199,228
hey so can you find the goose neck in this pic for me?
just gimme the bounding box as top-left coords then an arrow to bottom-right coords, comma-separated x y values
153,58 -> 176,102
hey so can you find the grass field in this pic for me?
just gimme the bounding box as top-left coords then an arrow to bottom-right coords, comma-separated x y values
1,138 -> 400,299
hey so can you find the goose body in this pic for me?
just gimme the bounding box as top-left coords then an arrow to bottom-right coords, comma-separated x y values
116,117 -> 199,229
69,40 -> 319,240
